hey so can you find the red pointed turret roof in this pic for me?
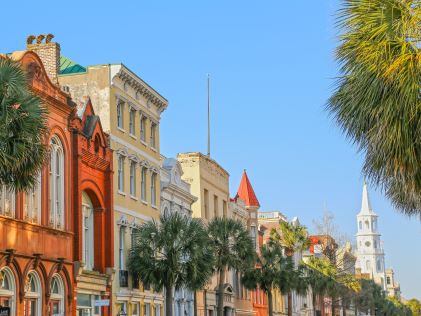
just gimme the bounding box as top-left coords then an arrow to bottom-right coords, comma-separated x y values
236,170 -> 260,208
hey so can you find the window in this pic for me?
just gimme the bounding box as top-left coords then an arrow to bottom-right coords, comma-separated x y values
0,268 -> 16,315
130,161 -> 137,197
0,186 -> 15,218
117,302 -> 127,316
118,156 -> 125,192
133,303 -> 140,316
250,226 -> 257,250
359,221 -> 362,230
372,220 -> 377,231
204,189 -> 209,219
141,167 -> 147,202
144,303 -> 151,316
24,174 -> 41,223
140,115 -> 147,142
387,276 -> 391,285
49,136 -> 65,229
24,272 -> 41,316
82,192 -> 95,270
366,260 -> 371,270
150,122 -> 156,148
129,108 -> 136,135
374,240 -> 377,249
365,220 -> 369,230
117,100 -> 124,129
94,295 -> 102,315
155,304 -> 161,316
377,260 -> 382,272
151,173 -> 157,207
50,275 -> 64,316
213,195 -> 218,217
119,226 -> 126,270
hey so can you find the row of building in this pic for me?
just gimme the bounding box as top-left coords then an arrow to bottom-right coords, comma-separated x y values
0,35 -> 401,316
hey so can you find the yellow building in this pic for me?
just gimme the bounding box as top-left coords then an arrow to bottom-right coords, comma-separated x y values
59,60 -> 168,316
177,153 -> 256,316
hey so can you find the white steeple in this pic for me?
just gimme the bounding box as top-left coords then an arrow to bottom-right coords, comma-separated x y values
359,181 -> 375,215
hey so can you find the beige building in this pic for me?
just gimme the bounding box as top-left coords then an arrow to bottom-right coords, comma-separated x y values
59,58 -> 168,316
385,269 -> 401,300
177,153 -> 258,316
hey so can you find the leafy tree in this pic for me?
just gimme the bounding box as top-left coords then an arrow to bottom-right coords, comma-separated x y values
128,212 -> 214,316
270,221 -> 309,316
407,298 -> 421,316
327,0 -> 421,215
207,217 -> 255,316
0,58 -> 48,191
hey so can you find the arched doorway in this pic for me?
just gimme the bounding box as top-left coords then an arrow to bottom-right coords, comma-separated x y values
24,271 -> 42,316
50,274 -> 65,316
0,267 -> 16,314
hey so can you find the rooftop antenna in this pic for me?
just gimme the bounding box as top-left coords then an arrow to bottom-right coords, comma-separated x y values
207,74 -> 211,157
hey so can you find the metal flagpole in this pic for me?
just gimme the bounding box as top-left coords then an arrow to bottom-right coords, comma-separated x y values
207,74 -> 211,157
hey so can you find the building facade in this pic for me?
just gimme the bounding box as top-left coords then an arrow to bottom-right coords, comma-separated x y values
0,48 -> 75,316
355,183 -> 386,290
160,157 -> 197,316
59,50 -> 168,316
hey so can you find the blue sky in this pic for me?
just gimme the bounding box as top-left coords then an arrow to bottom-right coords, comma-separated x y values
3,0 -> 420,300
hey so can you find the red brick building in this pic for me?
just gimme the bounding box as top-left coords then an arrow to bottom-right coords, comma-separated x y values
0,50 -> 75,316
71,97 -> 114,316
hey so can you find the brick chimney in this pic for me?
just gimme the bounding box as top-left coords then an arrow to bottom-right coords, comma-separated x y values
26,34 -> 60,83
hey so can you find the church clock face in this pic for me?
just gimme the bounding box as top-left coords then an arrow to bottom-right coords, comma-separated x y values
365,241 -> 371,247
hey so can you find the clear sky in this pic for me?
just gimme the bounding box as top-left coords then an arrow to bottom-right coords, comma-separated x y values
2,0 -> 420,300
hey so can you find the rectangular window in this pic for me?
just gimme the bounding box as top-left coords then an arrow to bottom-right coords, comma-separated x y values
213,195 -> 218,217
151,173 -> 157,206
0,186 -> 15,218
133,303 -> 140,316
118,156 -> 124,192
129,108 -> 136,135
204,189 -> 209,219
251,226 -> 257,250
141,167 -> 147,202
155,304 -> 160,316
117,100 -> 124,129
119,226 -> 126,269
150,122 -> 156,148
144,303 -> 151,316
94,295 -> 102,315
140,115 -> 147,142
130,161 -> 136,197
24,173 -> 41,223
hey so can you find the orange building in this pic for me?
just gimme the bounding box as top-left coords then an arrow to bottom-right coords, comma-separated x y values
0,50 -> 75,316
251,227 -> 268,316
71,97 -> 114,316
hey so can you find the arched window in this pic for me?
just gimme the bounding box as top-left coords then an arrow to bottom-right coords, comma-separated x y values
50,275 -> 64,315
50,136 -> 65,229
376,260 -> 382,272
82,192 -> 95,271
24,271 -> 41,316
163,207 -> 169,217
0,186 -> 15,218
24,173 -> 41,223
0,268 -> 16,314
141,167 -> 147,202
365,220 -> 369,230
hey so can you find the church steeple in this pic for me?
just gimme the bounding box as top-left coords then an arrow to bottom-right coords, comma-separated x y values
359,181 -> 375,215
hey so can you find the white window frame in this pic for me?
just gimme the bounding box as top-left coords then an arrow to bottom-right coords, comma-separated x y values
0,267 -> 16,315
119,226 -> 126,270
118,156 -> 125,192
24,271 -> 42,316
24,174 -> 41,224
117,100 -> 124,129
82,192 -> 95,271
141,167 -> 147,202
130,161 -> 137,197
132,302 -> 140,316
49,136 -> 65,229
129,108 -> 136,136
50,274 -> 65,315
140,115 -> 147,142
150,122 -> 156,148
0,186 -> 15,218
151,172 -> 157,207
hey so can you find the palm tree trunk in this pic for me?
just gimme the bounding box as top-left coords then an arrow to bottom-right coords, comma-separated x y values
166,284 -> 174,316
267,290 -> 274,316
287,291 -> 292,316
217,269 -> 226,316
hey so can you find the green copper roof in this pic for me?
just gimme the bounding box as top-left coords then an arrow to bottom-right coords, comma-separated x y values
59,55 -> 86,74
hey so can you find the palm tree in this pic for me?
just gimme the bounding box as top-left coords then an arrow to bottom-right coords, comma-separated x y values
0,58 -> 48,191
242,243 -> 296,316
302,261 -> 328,316
270,221 -> 309,316
207,217 -> 255,316
128,212 -> 214,316
327,0 -> 421,215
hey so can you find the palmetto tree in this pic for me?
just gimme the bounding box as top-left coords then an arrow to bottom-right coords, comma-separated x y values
207,217 -> 255,316
0,58 -> 48,191
242,243 -> 296,316
270,221 -> 309,316
327,0 -> 421,215
128,212 -> 214,316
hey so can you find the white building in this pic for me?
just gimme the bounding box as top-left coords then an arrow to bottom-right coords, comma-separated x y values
355,183 -> 386,290
160,157 -> 198,316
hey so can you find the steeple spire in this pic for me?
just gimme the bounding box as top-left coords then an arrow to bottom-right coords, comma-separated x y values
236,170 -> 260,208
360,181 -> 374,214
